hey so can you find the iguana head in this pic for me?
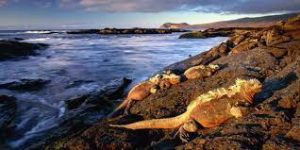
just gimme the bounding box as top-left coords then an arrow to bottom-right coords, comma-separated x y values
235,78 -> 262,103
208,64 -> 220,70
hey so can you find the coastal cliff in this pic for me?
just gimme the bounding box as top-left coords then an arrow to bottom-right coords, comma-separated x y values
162,13 -> 299,29
30,14 -> 300,150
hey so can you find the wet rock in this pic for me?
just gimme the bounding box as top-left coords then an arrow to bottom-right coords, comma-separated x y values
65,78 -> 132,110
65,95 -> 89,110
0,79 -> 50,91
84,77 -> 132,104
0,40 -> 48,61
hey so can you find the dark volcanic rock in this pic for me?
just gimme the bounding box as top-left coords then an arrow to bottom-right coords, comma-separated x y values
65,78 -> 132,110
0,79 -> 50,91
67,29 -> 100,34
0,40 -> 48,61
65,95 -> 89,110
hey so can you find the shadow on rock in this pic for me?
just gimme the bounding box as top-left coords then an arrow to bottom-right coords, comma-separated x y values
256,72 -> 298,103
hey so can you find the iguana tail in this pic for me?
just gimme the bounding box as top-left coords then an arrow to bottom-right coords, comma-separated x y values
108,98 -> 130,117
110,113 -> 188,130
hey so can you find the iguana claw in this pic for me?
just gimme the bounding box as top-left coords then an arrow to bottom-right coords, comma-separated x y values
174,126 -> 190,143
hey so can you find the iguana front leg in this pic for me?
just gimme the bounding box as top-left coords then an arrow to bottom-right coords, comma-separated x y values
174,119 -> 199,143
123,99 -> 133,115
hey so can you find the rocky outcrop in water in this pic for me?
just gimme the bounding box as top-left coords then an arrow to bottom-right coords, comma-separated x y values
29,14 -> 300,150
65,78 -> 132,110
0,79 -> 50,91
67,28 -> 188,35
0,40 -> 48,61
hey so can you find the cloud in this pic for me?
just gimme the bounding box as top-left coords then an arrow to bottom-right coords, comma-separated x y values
0,0 -> 53,7
0,0 -> 7,6
1,0 -> 299,14
59,0 -> 300,14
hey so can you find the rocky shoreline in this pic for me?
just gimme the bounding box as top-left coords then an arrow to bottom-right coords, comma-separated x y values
1,15 -> 299,149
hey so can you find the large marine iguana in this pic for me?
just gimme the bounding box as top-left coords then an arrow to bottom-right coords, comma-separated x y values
110,78 -> 262,141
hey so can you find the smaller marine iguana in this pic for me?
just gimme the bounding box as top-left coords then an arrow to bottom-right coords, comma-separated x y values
108,71 -> 181,117
110,78 -> 262,142
184,64 -> 220,80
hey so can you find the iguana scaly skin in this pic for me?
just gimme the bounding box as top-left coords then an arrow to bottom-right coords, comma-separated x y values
110,78 -> 262,131
184,64 -> 220,80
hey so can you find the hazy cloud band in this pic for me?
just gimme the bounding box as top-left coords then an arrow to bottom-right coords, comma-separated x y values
2,0 -> 300,14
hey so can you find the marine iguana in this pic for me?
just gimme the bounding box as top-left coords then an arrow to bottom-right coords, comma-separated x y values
184,64 -> 220,80
109,71 -> 182,117
110,78 -> 262,141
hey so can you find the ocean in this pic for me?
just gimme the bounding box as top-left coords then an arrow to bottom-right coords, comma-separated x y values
0,30 -> 226,147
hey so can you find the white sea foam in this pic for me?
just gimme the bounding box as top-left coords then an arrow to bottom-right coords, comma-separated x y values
28,37 -> 50,41
24,30 -> 52,34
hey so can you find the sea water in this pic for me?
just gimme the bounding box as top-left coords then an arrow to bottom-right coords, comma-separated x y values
0,30 -> 226,147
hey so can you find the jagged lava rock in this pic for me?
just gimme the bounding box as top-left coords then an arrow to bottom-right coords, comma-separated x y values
0,40 -> 48,60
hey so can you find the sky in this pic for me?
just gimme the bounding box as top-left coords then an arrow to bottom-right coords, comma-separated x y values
0,0 -> 299,29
